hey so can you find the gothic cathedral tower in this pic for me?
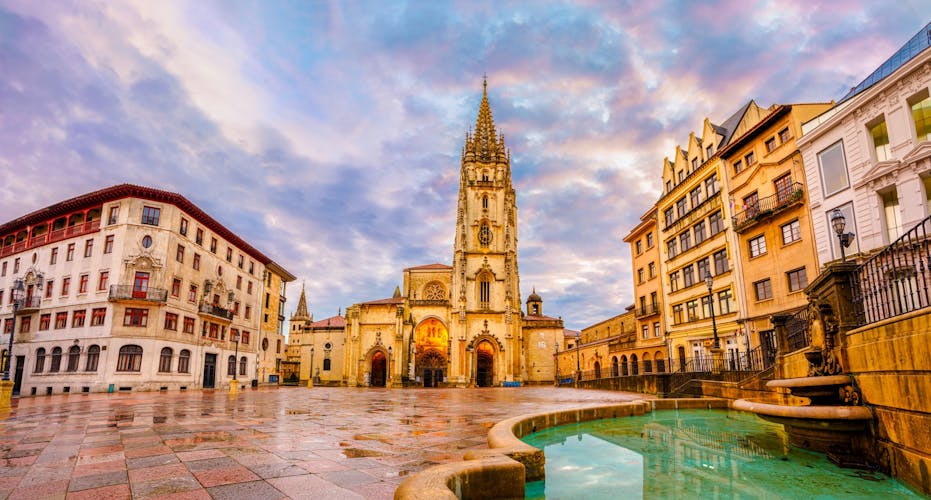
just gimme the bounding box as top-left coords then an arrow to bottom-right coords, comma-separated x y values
450,80 -> 523,386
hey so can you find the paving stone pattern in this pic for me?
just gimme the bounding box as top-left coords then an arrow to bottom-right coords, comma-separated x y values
0,386 -> 642,499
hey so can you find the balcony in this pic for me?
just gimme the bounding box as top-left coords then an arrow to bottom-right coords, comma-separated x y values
664,192 -> 722,234
0,220 -> 101,257
199,303 -> 234,321
108,285 -> 168,303
732,183 -> 805,233
635,303 -> 661,318
17,296 -> 42,313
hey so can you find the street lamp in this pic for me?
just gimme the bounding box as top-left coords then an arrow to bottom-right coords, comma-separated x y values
3,279 -> 25,381
830,208 -> 855,262
232,329 -> 240,382
554,343 -> 559,386
308,346 -> 315,388
387,346 -> 393,389
705,271 -> 719,350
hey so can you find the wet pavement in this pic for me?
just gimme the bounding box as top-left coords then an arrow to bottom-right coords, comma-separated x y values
0,386 -> 643,499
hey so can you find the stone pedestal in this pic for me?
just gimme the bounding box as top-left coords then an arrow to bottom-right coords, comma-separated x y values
0,380 -> 13,410
228,380 -> 239,395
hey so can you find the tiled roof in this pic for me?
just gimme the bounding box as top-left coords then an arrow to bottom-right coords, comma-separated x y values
360,297 -> 405,305
310,315 -> 347,328
404,263 -> 452,271
525,314 -> 561,322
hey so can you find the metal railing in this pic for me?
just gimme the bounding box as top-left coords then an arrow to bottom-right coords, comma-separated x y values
16,296 -> 42,311
731,183 -> 805,233
108,285 -> 168,302
785,306 -> 811,351
199,303 -> 234,321
635,303 -> 660,317
852,214 -> 931,325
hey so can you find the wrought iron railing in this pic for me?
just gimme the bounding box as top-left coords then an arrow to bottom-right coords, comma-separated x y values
108,285 -> 168,302
199,303 -> 234,321
16,296 -> 42,311
785,306 -> 811,351
732,183 -> 805,233
635,303 -> 660,317
851,214 -> 931,325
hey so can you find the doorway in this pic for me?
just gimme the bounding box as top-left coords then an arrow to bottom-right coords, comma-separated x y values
13,355 -> 24,395
423,368 -> 444,388
203,353 -> 216,389
370,351 -> 387,387
417,350 -> 446,387
476,340 -> 494,387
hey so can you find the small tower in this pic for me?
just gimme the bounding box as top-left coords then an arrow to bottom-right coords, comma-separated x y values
526,287 -> 543,316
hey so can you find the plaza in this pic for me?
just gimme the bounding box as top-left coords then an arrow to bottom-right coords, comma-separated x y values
0,386 -> 640,499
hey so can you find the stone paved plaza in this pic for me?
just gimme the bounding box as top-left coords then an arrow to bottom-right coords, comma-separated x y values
0,386 -> 642,499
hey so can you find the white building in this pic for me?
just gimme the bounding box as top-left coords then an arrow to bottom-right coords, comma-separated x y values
0,184 -> 292,396
800,22 -> 931,266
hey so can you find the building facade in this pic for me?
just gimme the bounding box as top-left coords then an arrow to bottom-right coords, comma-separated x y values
623,206 -> 668,372
258,262 -> 294,385
0,184 -> 292,395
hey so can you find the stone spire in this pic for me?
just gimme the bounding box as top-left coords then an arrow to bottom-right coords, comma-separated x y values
464,77 -> 507,162
292,282 -> 311,321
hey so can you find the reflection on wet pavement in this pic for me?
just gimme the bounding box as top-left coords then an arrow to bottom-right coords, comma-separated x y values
0,386 -> 641,499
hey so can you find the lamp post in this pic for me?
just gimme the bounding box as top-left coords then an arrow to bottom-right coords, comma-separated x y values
386,346 -> 393,389
308,346 -> 315,388
705,271 -> 719,350
228,329 -> 240,395
554,343 -> 559,386
4,279 -> 25,382
830,208 -> 855,262
575,332 -> 582,386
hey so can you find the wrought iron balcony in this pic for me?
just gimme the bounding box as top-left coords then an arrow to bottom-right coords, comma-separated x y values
732,183 -> 805,233
109,285 -> 168,303
635,303 -> 661,318
17,296 -> 42,313
199,303 -> 234,321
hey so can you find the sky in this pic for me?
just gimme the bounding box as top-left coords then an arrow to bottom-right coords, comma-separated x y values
0,1 -> 928,331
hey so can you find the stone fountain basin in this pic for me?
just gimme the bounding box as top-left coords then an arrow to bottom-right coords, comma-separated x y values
732,399 -> 872,431
766,375 -> 854,400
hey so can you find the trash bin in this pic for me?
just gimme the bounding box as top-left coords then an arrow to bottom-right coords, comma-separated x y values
251,379 -> 258,388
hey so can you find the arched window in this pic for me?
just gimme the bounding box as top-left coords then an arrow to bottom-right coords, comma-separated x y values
227,355 -> 236,376
239,356 -> 247,376
643,352 -> 653,373
117,345 -> 143,372
34,348 -> 46,373
178,350 -> 191,373
594,361 -> 601,379
482,170 -> 489,181
631,354 -> 639,375
621,355 -> 628,376
478,222 -> 492,247
67,345 -> 81,372
655,350 -> 665,373
323,358 -> 331,371
85,345 -> 100,372
482,195 -> 489,209
423,281 -> 446,301
50,347 -> 62,372
159,347 -> 173,373
611,356 -> 619,377
478,273 -> 491,308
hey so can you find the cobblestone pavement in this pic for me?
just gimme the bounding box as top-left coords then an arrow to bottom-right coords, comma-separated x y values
0,386 -> 644,499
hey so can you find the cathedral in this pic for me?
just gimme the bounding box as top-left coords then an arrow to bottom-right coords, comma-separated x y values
291,81 -> 565,387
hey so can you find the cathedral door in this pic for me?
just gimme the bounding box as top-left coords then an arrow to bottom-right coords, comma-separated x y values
476,340 -> 494,387
371,351 -> 387,387
417,350 -> 446,388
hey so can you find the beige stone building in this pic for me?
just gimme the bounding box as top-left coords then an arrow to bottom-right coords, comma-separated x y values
623,205 -> 668,372
297,82 -> 565,387
0,184 -> 292,395
258,262 -> 294,384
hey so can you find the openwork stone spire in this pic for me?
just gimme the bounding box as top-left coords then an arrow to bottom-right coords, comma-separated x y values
293,282 -> 311,321
465,77 -> 507,162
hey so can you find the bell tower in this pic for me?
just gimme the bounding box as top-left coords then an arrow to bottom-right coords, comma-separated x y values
450,79 -> 522,385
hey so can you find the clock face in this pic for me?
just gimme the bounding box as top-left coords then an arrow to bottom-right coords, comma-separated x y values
478,224 -> 492,245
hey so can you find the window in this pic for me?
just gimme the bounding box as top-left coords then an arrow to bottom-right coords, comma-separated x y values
242,331 -> 250,345
706,145 -> 713,157
238,255 -> 244,269
689,186 -> 703,208
66,243 -> 75,261
210,238 -> 217,253
180,218 -> 188,236
108,206 -> 119,225
3,319 -> 10,335
670,271 -> 679,292
183,316 -> 195,334
98,271 -> 109,291
696,257 -> 709,281
19,316 -> 30,333
882,189 -> 902,242
239,356 -> 247,376
666,180 -> 672,193
635,240 -> 642,255
686,300 -> 698,321
50,248 -> 58,265
691,158 -> 698,171
141,235 -> 152,248
226,247 -> 233,262
754,279 -> 773,300
247,281 -> 253,294
478,222 -> 492,247
868,118 -> 890,162
637,268 -> 644,284
779,127 -> 791,143
709,211 -> 724,235
745,151 -> 756,166
682,264 -> 695,287
236,276 -> 242,290
733,159 -> 743,174
694,221 -> 706,244
142,206 -> 160,225
648,262 -> 656,279
642,325 -> 649,340
782,220 -> 801,244
701,295 -> 712,318
323,358 -> 331,371
72,309 -> 86,327
50,347 -> 62,372
84,239 -> 93,258
67,346 -> 80,372
193,253 -> 200,270
244,305 -> 251,320
188,285 -> 198,303
818,141 -> 850,197
176,245 -> 184,263
55,312 -> 68,329
178,350 -> 191,373
743,192 -> 759,217
91,308 -> 106,326
159,348 -> 173,372
249,261 -> 254,275
117,345 -> 143,372
765,137 -> 777,153
718,289 -> 733,314
123,308 -> 149,327
713,249 -> 728,275
646,233 -> 653,248
679,231 -> 691,252
677,170 -> 684,182
78,274 -> 88,294
85,345 -> 99,371
171,278 -> 181,297
664,207 -> 674,226
45,282 -> 53,298
910,90 -> 931,142
39,313 -> 50,330
13,258 -> 19,273
749,235 -> 767,257
265,293 -> 271,308
227,356 -> 236,376
672,304 -> 683,324
103,235 -> 114,254
676,198 -> 687,218
164,312 -> 178,330
705,174 -> 719,197
478,273 -> 491,307
787,268 -> 808,292
34,348 -> 46,373
774,173 -> 794,202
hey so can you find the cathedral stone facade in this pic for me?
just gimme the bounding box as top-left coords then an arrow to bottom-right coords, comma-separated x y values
293,82 -> 564,387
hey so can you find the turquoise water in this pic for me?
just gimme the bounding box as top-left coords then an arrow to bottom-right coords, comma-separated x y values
522,409 -> 925,499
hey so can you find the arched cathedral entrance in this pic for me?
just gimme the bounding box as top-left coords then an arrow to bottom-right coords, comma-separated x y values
476,340 -> 495,387
370,351 -> 387,387
414,318 -> 448,388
